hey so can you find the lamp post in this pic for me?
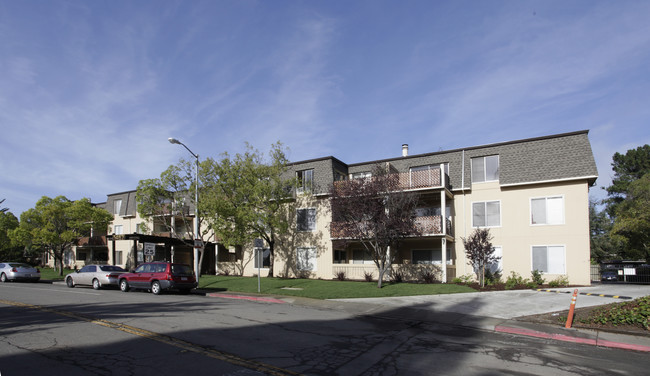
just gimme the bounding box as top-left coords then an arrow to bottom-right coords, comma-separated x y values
168,137 -> 200,283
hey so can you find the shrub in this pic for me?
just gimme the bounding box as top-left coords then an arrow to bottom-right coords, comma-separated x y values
548,275 -> 570,287
451,274 -> 474,284
579,296 -> 650,330
335,271 -> 347,281
485,269 -> 502,285
420,270 -> 437,284
531,270 -> 545,286
505,271 -> 530,290
391,271 -> 404,283
363,271 -> 374,282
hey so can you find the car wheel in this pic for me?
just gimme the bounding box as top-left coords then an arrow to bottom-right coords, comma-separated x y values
92,279 -> 101,290
151,281 -> 162,295
66,276 -> 74,288
120,279 -> 129,292
0,273 -> 6,283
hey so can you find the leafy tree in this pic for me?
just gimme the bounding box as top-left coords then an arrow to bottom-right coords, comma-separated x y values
610,173 -> 650,262
0,210 -> 21,260
200,142 -> 295,277
136,159 -> 212,272
10,196 -> 113,275
329,164 -> 420,288
462,228 -> 499,287
604,144 -> 650,216
589,200 -> 620,262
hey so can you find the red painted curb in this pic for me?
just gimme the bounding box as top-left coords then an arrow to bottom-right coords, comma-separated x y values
207,293 -> 286,304
494,325 -> 650,352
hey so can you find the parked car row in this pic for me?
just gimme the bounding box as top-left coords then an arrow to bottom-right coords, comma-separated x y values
0,262 -> 41,282
66,262 -> 197,295
1,261 -> 197,295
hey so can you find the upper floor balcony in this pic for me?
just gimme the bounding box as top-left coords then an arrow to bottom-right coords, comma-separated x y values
399,167 -> 451,191
330,215 -> 452,239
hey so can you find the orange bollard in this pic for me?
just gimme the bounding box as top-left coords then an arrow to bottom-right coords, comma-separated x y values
565,289 -> 579,328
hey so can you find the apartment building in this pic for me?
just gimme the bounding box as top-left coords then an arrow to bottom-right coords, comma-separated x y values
59,130 -> 597,285
228,130 -> 598,285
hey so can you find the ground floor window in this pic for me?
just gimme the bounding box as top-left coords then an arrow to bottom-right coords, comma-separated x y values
115,251 -> 123,265
297,247 -> 317,271
334,250 -> 347,264
352,249 -> 373,264
488,246 -> 502,274
76,252 -> 87,261
532,245 -> 565,274
412,249 -> 442,264
254,248 -> 271,269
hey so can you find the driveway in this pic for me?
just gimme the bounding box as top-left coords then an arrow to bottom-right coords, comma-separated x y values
332,284 -> 649,319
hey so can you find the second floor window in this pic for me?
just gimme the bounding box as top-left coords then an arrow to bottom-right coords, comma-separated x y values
472,201 -> 501,227
114,224 -> 124,235
531,196 -> 564,225
114,199 -> 122,215
297,208 -> 316,231
351,171 -> 371,180
297,169 -> 313,193
471,155 -> 499,183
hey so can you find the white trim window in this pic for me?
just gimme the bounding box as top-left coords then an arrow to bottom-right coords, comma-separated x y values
114,225 -> 124,235
472,201 -> 501,227
296,247 -> 317,271
351,171 -> 371,180
531,196 -> 564,225
488,246 -> 502,274
297,169 -> 313,193
471,155 -> 499,183
297,208 -> 316,231
532,245 -> 565,274
412,249 -> 442,265
352,249 -> 374,264
114,199 -> 123,215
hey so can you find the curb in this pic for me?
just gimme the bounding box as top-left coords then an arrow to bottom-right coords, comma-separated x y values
535,289 -> 632,300
495,325 -> 650,352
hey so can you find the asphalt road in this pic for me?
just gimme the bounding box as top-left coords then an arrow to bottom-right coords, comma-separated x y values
1,282 -> 649,375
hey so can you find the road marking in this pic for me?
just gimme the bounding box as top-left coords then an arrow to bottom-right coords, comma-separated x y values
0,298 -> 302,376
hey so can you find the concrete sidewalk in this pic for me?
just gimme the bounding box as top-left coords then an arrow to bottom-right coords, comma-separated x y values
207,284 -> 650,352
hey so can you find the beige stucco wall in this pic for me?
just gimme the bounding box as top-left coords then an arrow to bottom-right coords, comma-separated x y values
452,180 -> 592,285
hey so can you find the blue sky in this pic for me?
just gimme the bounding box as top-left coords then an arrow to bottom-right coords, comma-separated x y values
1,0 -> 649,216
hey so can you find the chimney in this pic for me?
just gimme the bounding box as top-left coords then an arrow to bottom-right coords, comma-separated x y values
402,144 -> 409,157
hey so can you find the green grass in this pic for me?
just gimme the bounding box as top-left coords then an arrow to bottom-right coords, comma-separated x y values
198,275 -> 477,300
39,267 -> 75,281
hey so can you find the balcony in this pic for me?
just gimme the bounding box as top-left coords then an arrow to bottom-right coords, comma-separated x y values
330,215 -> 451,239
399,168 -> 450,191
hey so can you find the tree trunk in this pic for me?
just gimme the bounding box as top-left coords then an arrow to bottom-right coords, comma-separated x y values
267,240 -> 274,277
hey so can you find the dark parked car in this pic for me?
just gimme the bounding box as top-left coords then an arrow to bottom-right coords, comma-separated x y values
601,270 -> 618,282
0,262 -> 40,282
119,262 -> 197,295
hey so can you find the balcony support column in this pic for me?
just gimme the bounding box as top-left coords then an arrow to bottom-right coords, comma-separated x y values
441,238 -> 447,283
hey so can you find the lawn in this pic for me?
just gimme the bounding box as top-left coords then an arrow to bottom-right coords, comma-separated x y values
39,267 -> 75,281
198,275 -> 477,300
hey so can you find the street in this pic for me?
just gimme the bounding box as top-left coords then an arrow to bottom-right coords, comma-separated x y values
1,282 -> 649,375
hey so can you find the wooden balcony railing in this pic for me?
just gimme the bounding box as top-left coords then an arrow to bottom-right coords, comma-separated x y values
330,215 -> 451,239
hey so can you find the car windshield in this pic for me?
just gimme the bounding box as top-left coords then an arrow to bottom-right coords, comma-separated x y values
100,266 -> 126,272
171,264 -> 193,276
9,263 -> 31,268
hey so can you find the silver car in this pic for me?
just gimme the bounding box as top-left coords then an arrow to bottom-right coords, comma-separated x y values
66,264 -> 127,290
0,262 -> 41,282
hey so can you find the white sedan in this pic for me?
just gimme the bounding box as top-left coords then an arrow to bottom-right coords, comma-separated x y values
66,264 -> 127,290
0,262 -> 41,282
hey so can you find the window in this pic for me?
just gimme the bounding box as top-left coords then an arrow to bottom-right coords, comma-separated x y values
114,199 -> 122,215
471,155 -> 499,183
297,247 -> 317,271
334,250 -> 347,264
334,171 -> 347,181
114,225 -> 123,235
412,249 -> 442,264
115,251 -> 123,265
531,196 -> 564,225
297,169 -> 313,193
297,208 -> 316,231
472,201 -> 501,227
254,248 -> 271,268
352,249 -> 373,264
76,252 -> 87,261
351,171 -> 371,180
532,246 -> 565,274
488,246 -> 502,274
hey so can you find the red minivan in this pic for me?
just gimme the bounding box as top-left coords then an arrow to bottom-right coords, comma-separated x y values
119,262 -> 197,295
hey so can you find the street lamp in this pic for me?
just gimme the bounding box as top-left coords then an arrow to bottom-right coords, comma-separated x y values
168,137 -> 200,283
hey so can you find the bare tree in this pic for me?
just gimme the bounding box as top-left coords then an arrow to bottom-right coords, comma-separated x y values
329,164 -> 420,288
